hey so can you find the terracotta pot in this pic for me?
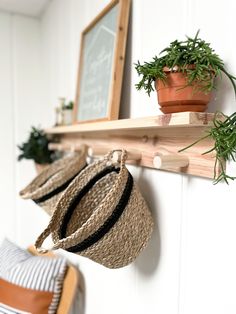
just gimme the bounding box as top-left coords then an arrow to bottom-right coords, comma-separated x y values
155,71 -> 212,114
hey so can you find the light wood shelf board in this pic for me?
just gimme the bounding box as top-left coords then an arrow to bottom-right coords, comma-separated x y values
45,112 -> 224,180
46,112 -> 215,135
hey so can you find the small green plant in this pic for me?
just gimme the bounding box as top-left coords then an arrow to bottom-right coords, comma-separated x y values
62,101 -> 74,110
135,30 -> 236,96
18,127 -> 55,164
179,112 -> 236,184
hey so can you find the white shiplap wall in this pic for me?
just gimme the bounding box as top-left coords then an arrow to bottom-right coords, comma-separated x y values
40,1 -> 236,314
0,12 -> 52,246
1,1 -> 236,314
0,12 -> 16,241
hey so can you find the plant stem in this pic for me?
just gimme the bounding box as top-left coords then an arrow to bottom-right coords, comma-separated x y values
178,111 -> 236,184
178,134 -> 210,152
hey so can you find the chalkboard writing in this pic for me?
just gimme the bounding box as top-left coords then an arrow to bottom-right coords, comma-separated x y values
77,5 -> 118,122
74,0 -> 131,123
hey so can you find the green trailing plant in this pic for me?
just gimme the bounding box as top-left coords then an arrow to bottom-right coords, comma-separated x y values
179,111 -> 236,184
18,127 -> 56,164
135,30 -> 236,184
135,30 -> 236,96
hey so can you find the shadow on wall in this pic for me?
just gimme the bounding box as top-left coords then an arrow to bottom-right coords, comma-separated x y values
133,168 -> 161,277
207,74 -> 232,113
119,0 -> 133,119
118,1 -> 160,275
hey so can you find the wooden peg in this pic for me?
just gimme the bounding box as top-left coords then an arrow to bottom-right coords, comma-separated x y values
48,142 -> 82,152
153,154 -> 189,169
48,143 -> 64,151
88,147 -> 109,157
88,147 -> 142,161
113,150 -> 142,162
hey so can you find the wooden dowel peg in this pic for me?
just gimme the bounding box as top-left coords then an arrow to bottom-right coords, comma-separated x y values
88,147 -> 142,162
113,150 -> 142,162
153,154 -> 189,169
88,147 -> 109,157
48,143 -> 64,151
48,142 -> 82,152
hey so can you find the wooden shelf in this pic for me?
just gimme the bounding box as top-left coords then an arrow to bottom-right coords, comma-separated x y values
46,112 -> 215,134
45,112 -> 223,180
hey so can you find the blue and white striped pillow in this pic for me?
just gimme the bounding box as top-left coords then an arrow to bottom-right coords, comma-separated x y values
0,238 -> 68,314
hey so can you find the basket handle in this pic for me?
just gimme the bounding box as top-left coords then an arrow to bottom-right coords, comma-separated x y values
104,149 -> 127,169
35,149 -> 128,253
34,213 -> 61,252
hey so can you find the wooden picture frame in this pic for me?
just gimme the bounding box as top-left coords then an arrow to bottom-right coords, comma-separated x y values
74,0 -> 131,123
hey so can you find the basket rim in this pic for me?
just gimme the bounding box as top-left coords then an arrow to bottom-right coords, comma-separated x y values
19,152 -> 87,200
51,158 -> 130,249
60,168 -> 133,253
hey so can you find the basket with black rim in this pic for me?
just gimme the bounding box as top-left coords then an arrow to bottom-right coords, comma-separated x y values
35,149 -> 154,268
20,146 -> 87,215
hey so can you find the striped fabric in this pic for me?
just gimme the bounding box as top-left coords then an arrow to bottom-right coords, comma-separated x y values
0,239 -> 68,314
0,303 -> 30,314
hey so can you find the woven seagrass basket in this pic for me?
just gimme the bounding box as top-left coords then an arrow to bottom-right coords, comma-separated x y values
20,148 -> 87,215
35,150 -> 154,269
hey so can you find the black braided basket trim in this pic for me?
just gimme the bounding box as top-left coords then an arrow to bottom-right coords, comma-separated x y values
59,166 -> 133,252
59,166 -> 120,241
34,164 -> 87,204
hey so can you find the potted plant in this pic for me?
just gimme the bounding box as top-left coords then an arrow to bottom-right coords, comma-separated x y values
18,127 -> 56,173
62,101 -> 74,125
135,30 -> 236,114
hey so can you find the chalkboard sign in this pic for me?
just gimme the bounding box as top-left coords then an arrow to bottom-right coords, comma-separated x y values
74,0 -> 131,123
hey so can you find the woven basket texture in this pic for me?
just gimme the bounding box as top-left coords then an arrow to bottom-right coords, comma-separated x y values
19,150 -> 87,215
35,150 -> 154,268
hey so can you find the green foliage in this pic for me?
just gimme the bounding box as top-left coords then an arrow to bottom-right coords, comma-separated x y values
135,30 -> 236,96
18,127 -> 55,164
179,112 -> 236,184
62,101 -> 74,110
